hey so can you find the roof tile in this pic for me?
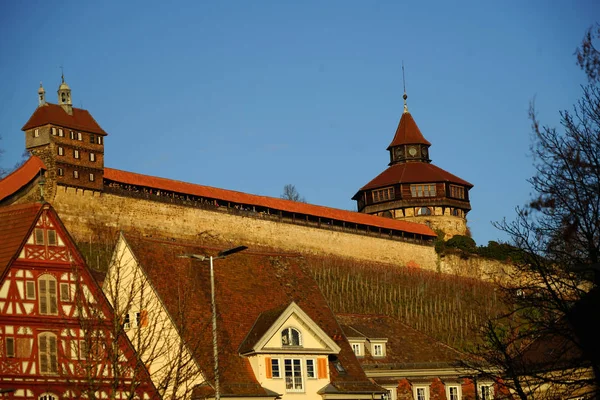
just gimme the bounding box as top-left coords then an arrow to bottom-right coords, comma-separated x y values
0,203 -> 43,278
0,156 -> 46,202
21,103 -> 107,135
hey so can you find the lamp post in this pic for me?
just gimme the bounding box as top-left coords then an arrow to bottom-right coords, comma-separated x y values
179,245 -> 247,400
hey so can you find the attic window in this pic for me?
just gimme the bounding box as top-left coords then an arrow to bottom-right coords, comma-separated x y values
282,327 -> 301,347
333,360 -> 346,374
411,184 -> 436,197
372,187 -> 394,203
47,230 -> 57,246
450,185 -> 465,199
35,228 -> 44,244
373,343 -> 384,357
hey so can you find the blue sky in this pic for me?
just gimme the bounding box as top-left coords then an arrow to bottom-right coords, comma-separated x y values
0,1 -> 597,246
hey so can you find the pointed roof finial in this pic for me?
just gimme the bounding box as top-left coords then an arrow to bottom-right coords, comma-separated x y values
402,62 -> 408,114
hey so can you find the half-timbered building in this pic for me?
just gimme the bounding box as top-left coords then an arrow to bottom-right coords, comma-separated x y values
0,202 -> 157,399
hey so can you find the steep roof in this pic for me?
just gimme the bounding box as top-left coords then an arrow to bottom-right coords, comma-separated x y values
0,203 -> 44,277
355,161 -> 473,195
105,168 -> 436,238
387,112 -> 431,149
122,234 -> 384,397
21,102 -> 107,135
0,156 -> 46,202
336,314 -> 463,370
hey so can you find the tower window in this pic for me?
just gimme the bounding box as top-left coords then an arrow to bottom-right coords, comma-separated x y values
416,207 -> 432,216
89,153 -> 96,162
57,168 -> 64,176
97,136 -> 103,145
372,187 -> 394,203
449,185 -> 465,199
70,131 -> 75,140
90,134 -> 95,144
73,170 -> 79,179
73,149 -> 80,159
410,184 -> 436,197
58,129 -> 64,137
89,173 -> 95,182
57,147 -> 64,156
77,132 -> 82,141
51,127 -> 56,136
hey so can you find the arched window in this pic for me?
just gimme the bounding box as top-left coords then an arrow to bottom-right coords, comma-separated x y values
451,208 -> 461,217
281,327 -> 302,346
38,274 -> 58,315
39,394 -> 58,400
38,332 -> 58,374
416,207 -> 432,216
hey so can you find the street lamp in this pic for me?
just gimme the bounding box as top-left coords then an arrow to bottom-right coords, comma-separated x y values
179,245 -> 248,400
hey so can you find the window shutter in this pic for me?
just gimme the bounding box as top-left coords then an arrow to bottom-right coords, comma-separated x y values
39,335 -> 48,373
39,279 -> 47,314
17,338 -> 31,357
265,357 -> 272,378
317,358 -> 327,379
49,280 -> 57,314
49,336 -> 57,373
6,338 -> 14,357
140,310 -> 149,327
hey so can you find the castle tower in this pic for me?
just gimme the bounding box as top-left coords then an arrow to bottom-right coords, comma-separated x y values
352,92 -> 473,239
21,76 -> 107,195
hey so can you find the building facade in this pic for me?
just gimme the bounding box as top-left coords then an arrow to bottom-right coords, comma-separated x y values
0,203 -> 157,399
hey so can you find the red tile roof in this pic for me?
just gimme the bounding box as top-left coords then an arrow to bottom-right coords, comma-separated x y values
123,234 -> 384,397
0,203 -> 43,277
105,168 -> 436,238
21,102 -> 107,135
387,112 -> 431,149
336,314 -> 463,369
356,162 -> 473,194
0,156 -> 46,202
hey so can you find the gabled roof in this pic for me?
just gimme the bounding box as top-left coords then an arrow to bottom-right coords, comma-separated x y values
239,301 -> 341,355
0,156 -> 46,202
0,202 -> 44,277
336,314 -> 463,369
121,234 -> 384,397
387,112 -> 431,149
355,162 -> 473,195
21,102 -> 107,135
105,168 -> 436,238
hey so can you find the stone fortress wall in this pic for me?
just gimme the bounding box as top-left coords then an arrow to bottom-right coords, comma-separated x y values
6,183 -> 506,281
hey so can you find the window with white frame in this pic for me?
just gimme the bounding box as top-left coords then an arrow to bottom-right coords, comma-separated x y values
89,152 -> 96,162
281,327 -> 301,346
38,332 -> 58,374
57,168 -> 64,176
284,358 -> 303,392
480,385 -> 493,400
414,386 -> 428,400
38,274 -> 58,315
51,128 -> 56,136
352,343 -> 362,356
89,173 -> 95,182
58,129 -> 64,137
70,339 -> 87,360
70,131 -> 75,140
271,358 -> 281,378
97,136 -> 103,145
73,149 -> 80,159
447,386 -> 460,400
373,343 -> 384,357
77,132 -> 82,141
57,146 -> 64,156
306,359 -> 316,378
73,170 -> 79,179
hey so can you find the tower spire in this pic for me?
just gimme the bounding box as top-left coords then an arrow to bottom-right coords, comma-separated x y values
38,81 -> 46,107
402,62 -> 408,114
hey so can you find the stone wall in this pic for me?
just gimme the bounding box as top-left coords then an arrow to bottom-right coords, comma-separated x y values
51,187 -> 439,269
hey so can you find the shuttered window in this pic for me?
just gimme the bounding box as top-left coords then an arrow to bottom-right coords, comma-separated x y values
39,333 -> 58,374
39,275 -> 58,315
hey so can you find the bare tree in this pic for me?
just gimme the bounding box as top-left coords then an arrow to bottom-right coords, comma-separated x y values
462,26 -> 600,399
280,184 -> 306,203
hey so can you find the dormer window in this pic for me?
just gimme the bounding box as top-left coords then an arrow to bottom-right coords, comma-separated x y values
282,327 -> 301,346
351,343 -> 362,356
373,343 -> 384,356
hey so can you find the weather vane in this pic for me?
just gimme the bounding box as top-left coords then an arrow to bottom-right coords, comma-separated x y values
402,61 -> 408,113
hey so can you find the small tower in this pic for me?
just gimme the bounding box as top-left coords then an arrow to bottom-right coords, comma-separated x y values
38,82 -> 46,107
57,73 -> 72,115
22,76 -> 108,196
352,90 -> 473,239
